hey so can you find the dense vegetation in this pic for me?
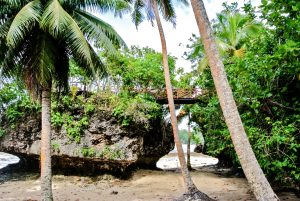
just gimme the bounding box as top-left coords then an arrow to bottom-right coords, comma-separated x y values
0,0 -> 299,191
183,2 -> 300,188
0,46 -> 171,142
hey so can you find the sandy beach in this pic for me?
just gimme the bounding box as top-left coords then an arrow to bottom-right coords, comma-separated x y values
0,151 -> 299,201
1,169 -> 299,201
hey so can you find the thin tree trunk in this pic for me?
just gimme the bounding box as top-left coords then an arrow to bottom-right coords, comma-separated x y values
152,2 -> 213,200
41,89 -> 53,201
190,1 -> 279,200
187,113 -> 192,170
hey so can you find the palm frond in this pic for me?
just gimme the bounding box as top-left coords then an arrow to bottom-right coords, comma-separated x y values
0,45 -> 18,78
131,0 -> 144,28
89,44 -> 107,79
0,17 -> 13,39
53,43 -> 69,92
2,30 -> 57,96
71,43 -> 106,80
215,38 -> 234,53
237,23 -> 261,43
113,0 -> 131,17
158,0 -> 176,26
25,32 -> 56,90
41,0 -> 93,67
59,0 -> 130,15
1,34 -> 28,79
73,9 -> 126,52
0,0 -> 29,7
6,0 -> 41,47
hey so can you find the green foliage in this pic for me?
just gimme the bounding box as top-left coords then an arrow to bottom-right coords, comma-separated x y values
111,93 -> 162,127
191,129 -> 204,145
81,147 -> 95,157
261,0 -> 300,41
106,46 -> 177,91
51,112 -> 65,128
50,90 -> 161,142
179,129 -> 199,145
1,0 -> 126,100
84,101 -> 96,114
0,128 -> 6,138
1,83 -> 162,143
186,3 -> 300,187
189,35 -> 300,186
96,145 -> 125,160
51,142 -> 60,152
65,116 -> 89,143
51,95 -> 90,143
0,83 -> 41,125
179,129 -> 189,144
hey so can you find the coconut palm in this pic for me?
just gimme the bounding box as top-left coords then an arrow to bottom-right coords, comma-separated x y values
126,0 -> 213,200
190,0 -> 279,200
0,1 -> 126,200
214,12 -> 261,58
186,12 -> 261,72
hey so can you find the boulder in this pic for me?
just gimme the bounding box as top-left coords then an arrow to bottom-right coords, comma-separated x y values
0,110 -> 174,176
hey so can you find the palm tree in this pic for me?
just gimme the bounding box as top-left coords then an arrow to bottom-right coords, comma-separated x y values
186,12 -> 261,72
0,1 -> 126,200
126,0 -> 213,200
214,12 -> 261,58
190,0 -> 279,200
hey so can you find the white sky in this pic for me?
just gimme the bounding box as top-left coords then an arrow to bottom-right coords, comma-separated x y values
99,0 -> 261,72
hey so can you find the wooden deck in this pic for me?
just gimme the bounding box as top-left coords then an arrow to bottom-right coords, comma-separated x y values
146,88 -> 204,104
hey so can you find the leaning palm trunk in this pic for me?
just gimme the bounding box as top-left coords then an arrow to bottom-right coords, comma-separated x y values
152,1 -> 213,200
190,0 -> 279,200
41,89 -> 53,201
187,113 -> 192,170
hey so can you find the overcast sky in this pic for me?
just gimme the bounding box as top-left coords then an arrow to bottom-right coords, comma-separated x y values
99,0 -> 261,72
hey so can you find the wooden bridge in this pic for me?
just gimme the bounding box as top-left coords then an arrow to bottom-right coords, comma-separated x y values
144,88 -> 204,104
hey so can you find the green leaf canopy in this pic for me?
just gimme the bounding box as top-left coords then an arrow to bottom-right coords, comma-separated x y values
0,0 -> 126,96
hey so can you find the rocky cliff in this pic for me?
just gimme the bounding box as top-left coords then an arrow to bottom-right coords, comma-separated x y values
0,110 -> 174,176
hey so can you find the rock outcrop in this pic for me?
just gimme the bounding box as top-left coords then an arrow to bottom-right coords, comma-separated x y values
0,110 -> 174,176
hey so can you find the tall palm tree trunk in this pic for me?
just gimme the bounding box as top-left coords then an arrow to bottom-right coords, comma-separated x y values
152,2 -> 212,200
190,0 -> 279,200
187,113 -> 192,170
41,89 -> 53,201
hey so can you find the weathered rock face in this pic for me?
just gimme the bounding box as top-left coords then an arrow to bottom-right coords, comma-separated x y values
0,110 -> 174,175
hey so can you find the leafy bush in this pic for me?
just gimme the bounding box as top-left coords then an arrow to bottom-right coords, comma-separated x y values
111,93 -> 162,127
0,83 -> 41,125
51,95 -> 91,143
81,147 -> 95,157
188,32 -> 300,187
